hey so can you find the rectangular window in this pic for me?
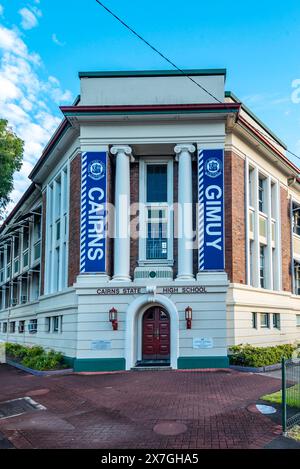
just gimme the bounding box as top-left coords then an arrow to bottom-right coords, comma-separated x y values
3,322 -> 7,333
45,317 -> 51,333
146,208 -> 168,260
9,321 -> 16,333
248,167 -> 254,207
53,316 -> 60,333
252,312 -> 257,329
296,315 -> 300,327
258,177 -> 265,212
30,269 -> 40,301
294,262 -> 300,295
18,321 -> 25,333
260,245 -> 265,288
144,163 -> 170,261
146,164 -> 168,202
249,240 -> 254,286
45,167 -> 69,294
273,313 -> 280,329
28,319 -> 37,334
293,205 -> 300,236
260,313 -> 270,328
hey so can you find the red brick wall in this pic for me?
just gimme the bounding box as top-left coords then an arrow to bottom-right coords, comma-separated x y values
40,191 -> 46,295
68,154 -> 81,287
280,187 -> 292,292
130,162 -> 139,277
224,150 -> 246,284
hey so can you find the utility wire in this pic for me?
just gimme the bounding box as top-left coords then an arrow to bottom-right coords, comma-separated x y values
94,0 -> 300,168
95,0 -> 222,104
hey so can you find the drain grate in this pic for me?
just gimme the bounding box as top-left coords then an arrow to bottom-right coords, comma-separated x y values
0,397 -> 46,420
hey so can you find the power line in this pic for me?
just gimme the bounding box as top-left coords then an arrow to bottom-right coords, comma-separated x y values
94,0 -> 300,168
94,0 -> 223,104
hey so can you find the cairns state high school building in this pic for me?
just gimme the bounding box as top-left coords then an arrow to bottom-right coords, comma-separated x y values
1,69 -> 300,372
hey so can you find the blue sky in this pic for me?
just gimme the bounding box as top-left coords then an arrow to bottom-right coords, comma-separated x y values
1,0 -> 300,211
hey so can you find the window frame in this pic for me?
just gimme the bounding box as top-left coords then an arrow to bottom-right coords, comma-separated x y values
138,158 -> 174,265
251,312 -> 257,329
18,320 -> 25,333
259,245 -> 265,288
260,313 -> 270,329
272,313 -> 280,329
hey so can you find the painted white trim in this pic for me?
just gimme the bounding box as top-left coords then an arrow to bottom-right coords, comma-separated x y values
138,157 -> 174,264
125,294 -> 179,370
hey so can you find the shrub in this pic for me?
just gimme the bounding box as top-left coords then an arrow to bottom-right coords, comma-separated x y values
22,350 -> 65,371
229,343 -> 299,367
5,343 -> 66,370
5,343 -> 28,360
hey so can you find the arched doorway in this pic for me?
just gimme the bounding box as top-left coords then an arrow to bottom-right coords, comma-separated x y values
142,306 -> 170,364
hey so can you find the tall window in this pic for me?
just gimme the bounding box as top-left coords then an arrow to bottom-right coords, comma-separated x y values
251,312 -> 257,329
258,177 -> 265,212
22,227 -> 29,269
293,205 -> 300,236
46,165 -> 69,294
259,245 -> 265,288
260,313 -> 270,328
145,164 -> 169,260
294,261 -> 300,295
273,313 -> 280,329
248,167 -> 254,207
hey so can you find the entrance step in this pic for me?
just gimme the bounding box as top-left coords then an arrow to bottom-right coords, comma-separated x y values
131,366 -> 172,372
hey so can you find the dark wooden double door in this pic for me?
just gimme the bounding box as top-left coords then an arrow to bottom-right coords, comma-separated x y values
142,307 -> 170,361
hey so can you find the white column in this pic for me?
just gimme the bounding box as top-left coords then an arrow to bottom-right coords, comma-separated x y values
245,158 -> 251,285
253,166 -> 260,288
274,181 -> 282,290
266,176 -> 273,290
111,145 -> 133,281
174,143 -> 195,280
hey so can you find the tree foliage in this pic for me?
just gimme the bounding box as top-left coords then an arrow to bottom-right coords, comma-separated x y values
0,118 -> 24,218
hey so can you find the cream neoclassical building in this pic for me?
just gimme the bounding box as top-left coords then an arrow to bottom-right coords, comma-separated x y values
0,69 -> 299,371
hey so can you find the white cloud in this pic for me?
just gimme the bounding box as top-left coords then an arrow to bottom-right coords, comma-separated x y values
0,25 -> 40,63
0,23 -> 72,215
19,7 -> 39,30
52,33 -> 65,47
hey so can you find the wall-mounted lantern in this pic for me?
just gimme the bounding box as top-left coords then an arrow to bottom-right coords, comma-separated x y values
185,306 -> 192,329
109,307 -> 118,331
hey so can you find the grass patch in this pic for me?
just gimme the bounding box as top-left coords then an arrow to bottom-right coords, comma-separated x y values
288,425 -> 300,441
262,384 -> 300,409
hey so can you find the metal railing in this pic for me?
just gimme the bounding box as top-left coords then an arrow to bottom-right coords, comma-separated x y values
282,357 -> 300,433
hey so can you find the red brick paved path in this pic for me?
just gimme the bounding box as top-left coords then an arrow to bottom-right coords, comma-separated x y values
0,365 -> 282,449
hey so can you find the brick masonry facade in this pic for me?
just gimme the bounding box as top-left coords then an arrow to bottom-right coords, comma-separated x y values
280,186 -> 292,292
224,150 -> 246,284
68,153 -> 81,287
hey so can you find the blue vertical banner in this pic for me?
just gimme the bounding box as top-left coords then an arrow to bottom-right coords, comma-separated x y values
198,149 -> 224,271
80,152 -> 107,273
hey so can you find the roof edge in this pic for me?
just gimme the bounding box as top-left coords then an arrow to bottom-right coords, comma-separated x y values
79,69 -> 227,78
225,90 -> 287,150
0,183 -> 37,234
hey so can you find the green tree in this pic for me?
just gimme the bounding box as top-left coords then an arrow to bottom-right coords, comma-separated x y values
0,119 -> 24,219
